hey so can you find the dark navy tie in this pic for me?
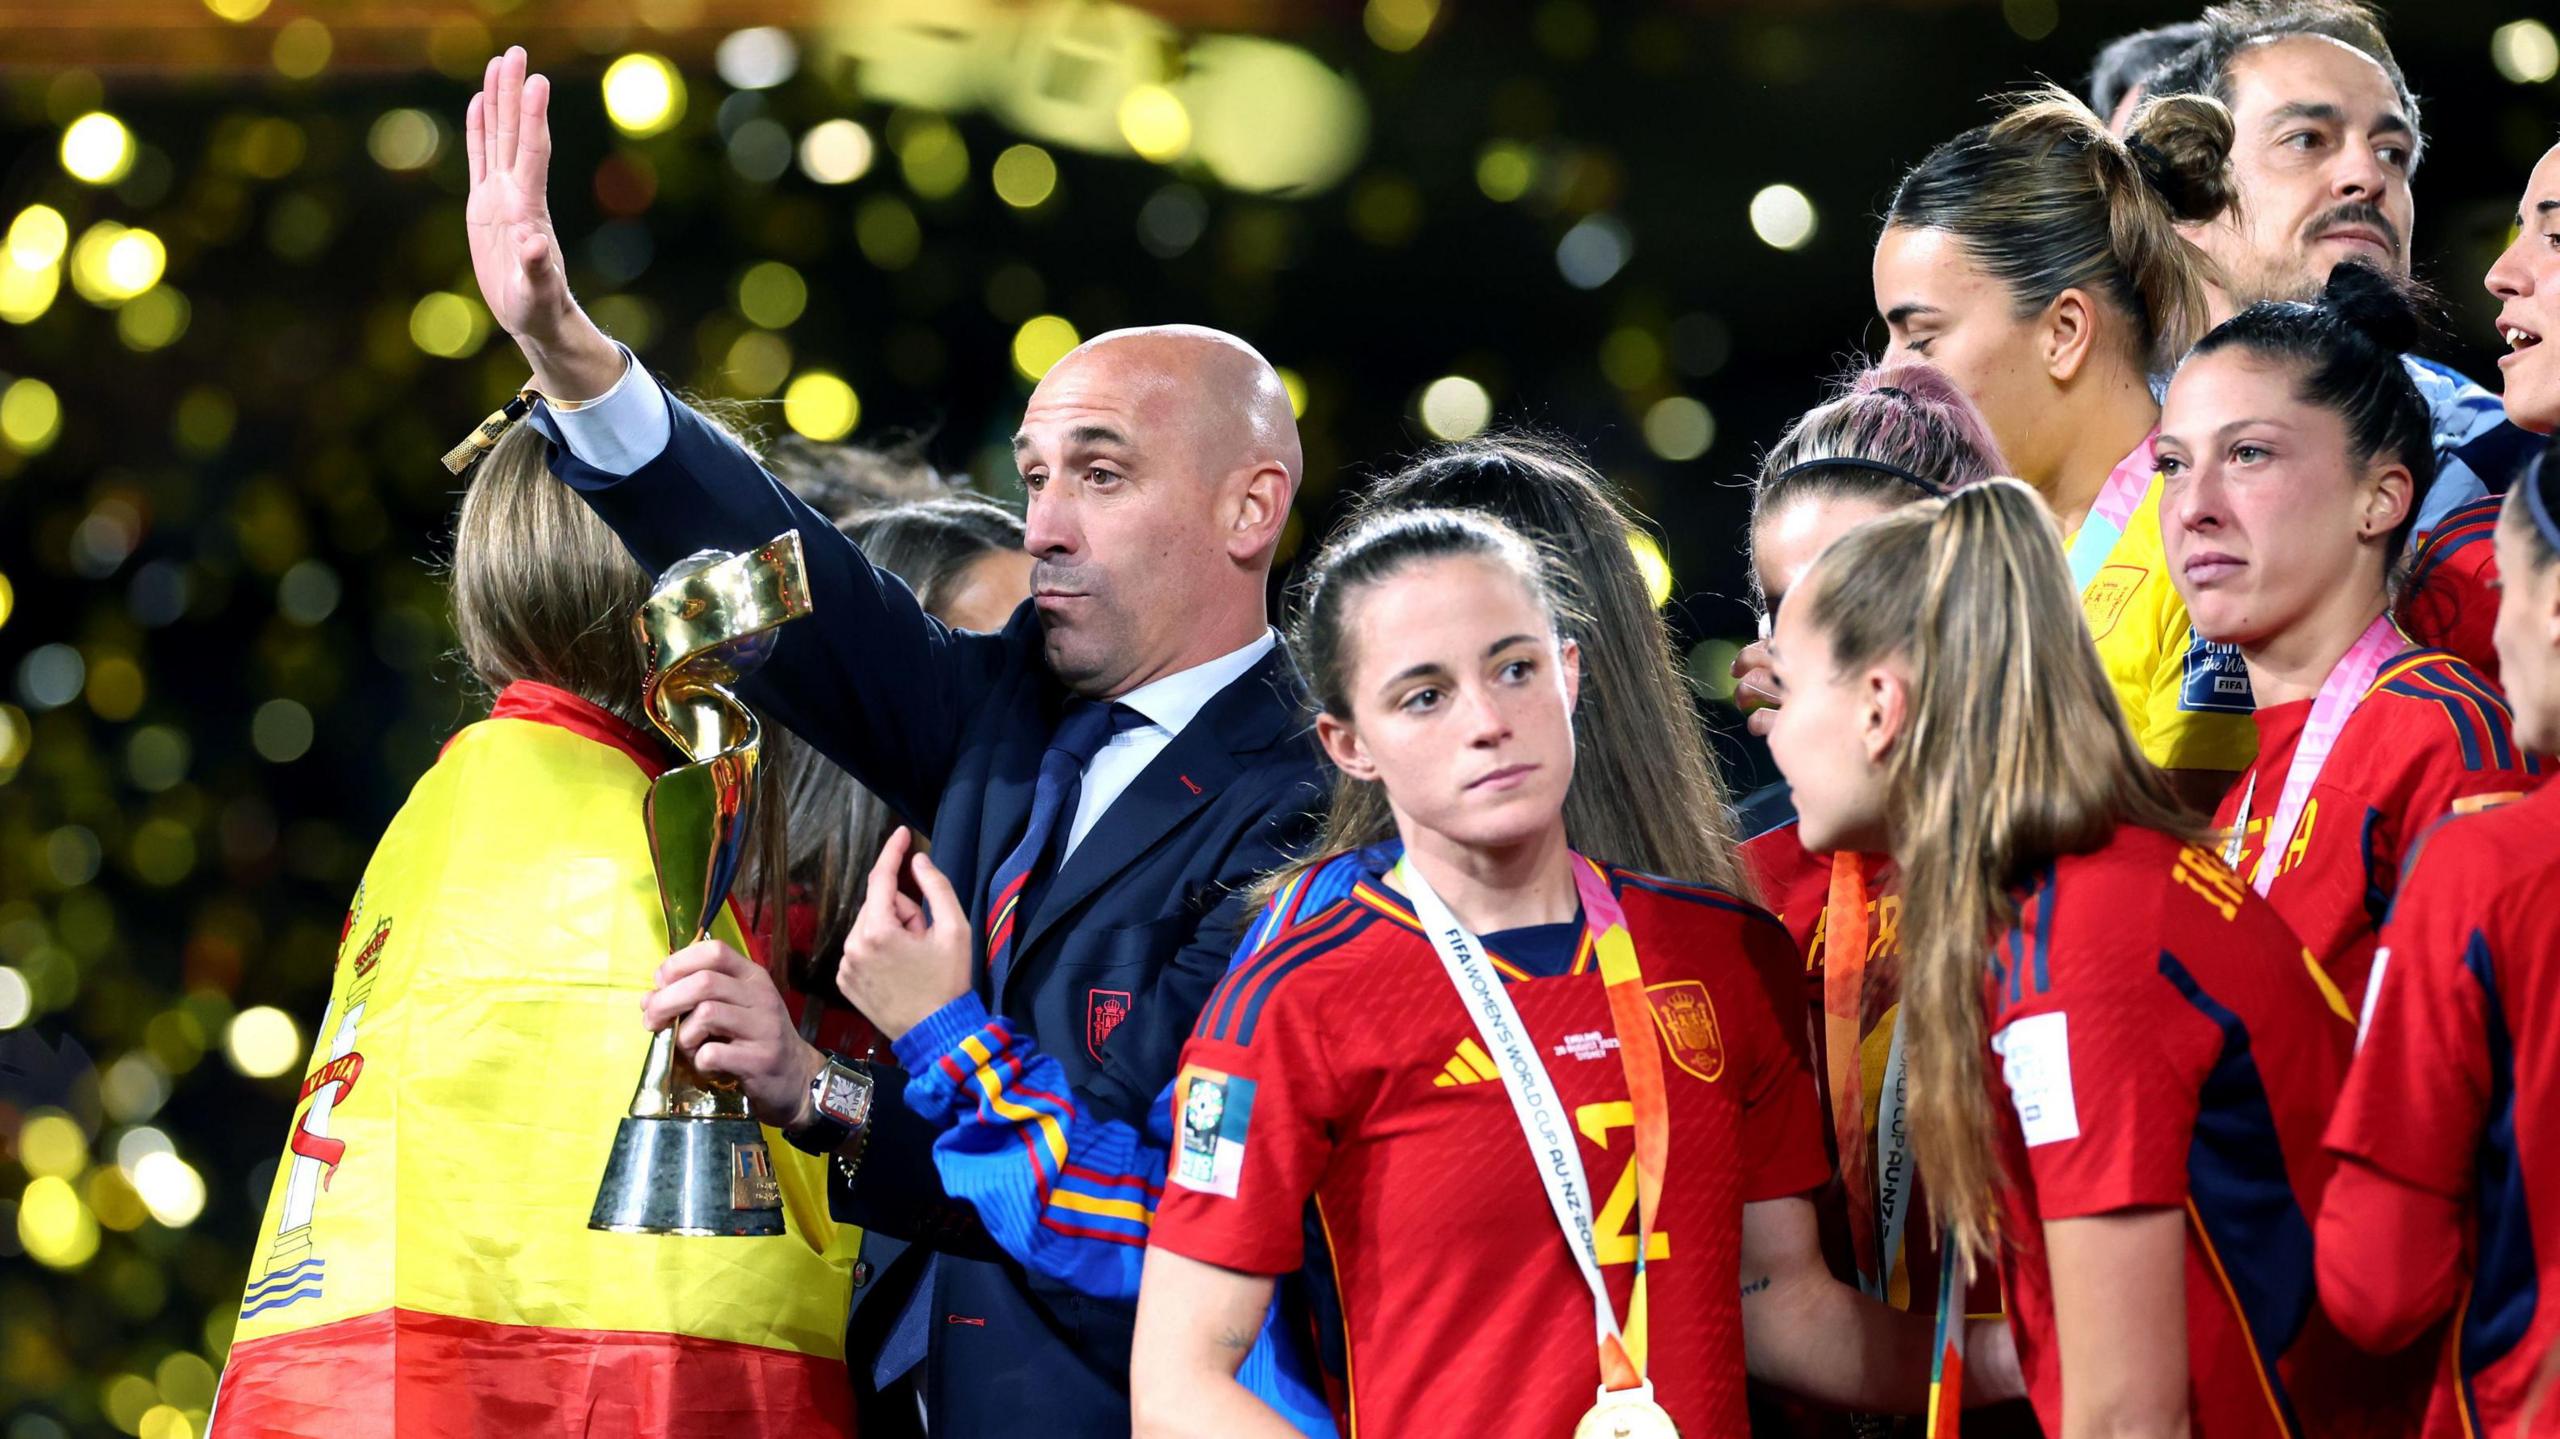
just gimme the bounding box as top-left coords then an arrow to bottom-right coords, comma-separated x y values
981,699 -> 1142,981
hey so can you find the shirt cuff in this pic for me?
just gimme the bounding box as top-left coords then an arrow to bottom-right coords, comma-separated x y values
542,343 -> 671,477
891,992 -> 999,1076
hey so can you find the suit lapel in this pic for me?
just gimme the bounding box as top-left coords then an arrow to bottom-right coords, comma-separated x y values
999,650 -> 1304,1005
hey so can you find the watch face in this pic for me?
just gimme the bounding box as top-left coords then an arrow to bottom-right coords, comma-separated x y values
816,1066 -> 873,1127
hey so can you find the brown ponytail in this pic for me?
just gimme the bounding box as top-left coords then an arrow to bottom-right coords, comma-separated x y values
1890,84 -> 2237,372
2113,91 -> 2241,359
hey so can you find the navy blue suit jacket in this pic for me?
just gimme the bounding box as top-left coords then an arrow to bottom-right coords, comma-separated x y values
537,393 -> 1326,1436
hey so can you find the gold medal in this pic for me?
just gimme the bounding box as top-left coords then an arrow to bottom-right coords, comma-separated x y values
1573,1389 -> 1682,1439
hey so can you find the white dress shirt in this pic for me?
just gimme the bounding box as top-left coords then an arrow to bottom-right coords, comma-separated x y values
541,347 -> 1282,866
1061,630 -> 1276,861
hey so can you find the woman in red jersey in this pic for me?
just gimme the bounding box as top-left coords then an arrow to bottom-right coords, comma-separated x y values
2161,263 -> 2547,1014
2408,143 -> 2560,686
1129,509 -> 2018,1438
1765,479 -> 2358,1439
1728,364 -> 2038,1438
2320,438 -> 2560,1439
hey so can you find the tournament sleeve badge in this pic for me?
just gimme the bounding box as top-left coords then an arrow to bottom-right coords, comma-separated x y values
1991,1011 -> 2080,1148
1644,981 -> 1724,1083
1172,1064 -> 1256,1198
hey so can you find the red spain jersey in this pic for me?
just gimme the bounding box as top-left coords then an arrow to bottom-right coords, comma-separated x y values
1741,826 -> 1999,1311
2326,785 -> 2560,1439
1150,852 -> 1828,1438
2397,496 -> 2504,686
1743,818 -> 1830,957
2216,650 -> 2545,1007
1984,826 -> 2359,1438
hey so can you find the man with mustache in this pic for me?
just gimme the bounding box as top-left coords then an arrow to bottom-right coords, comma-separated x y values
2150,0 -> 2541,530
460,47 -> 1326,1438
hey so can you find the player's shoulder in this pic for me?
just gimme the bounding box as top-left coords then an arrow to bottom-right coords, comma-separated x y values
1246,845 -> 1382,940
1601,860 -> 1783,935
2400,787 -> 2560,900
1203,848 -> 1410,1036
2368,649 -> 2538,776
2031,827 -> 2256,970
2412,494 -> 2504,565
1243,845 -> 1413,956
2048,822 -> 2189,891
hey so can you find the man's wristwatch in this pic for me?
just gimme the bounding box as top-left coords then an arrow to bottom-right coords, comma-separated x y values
783,1053 -> 875,1155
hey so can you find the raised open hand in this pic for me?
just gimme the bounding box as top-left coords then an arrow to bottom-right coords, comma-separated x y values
464,46 -> 571,345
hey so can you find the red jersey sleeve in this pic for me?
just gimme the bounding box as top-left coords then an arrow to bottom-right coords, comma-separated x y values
1148,940 -> 1349,1276
2315,1157 -> 2470,1354
1740,822 -> 1828,957
1733,914 -> 1831,1203
1990,883 -> 2219,1217
2395,497 -> 2503,685
2376,658 -> 2544,841
2324,821 -> 2493,1199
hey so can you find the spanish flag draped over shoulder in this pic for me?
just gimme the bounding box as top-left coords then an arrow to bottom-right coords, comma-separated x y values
211,682 -> 856,1438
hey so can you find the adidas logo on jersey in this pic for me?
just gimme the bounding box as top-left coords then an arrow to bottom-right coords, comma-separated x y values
1434,1031 -> 1620,1087
1434,1038 -> 1500,1087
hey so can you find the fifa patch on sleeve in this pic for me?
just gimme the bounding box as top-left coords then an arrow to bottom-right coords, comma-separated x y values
1173,1065 -> 1256,1198
1992,1012 -> 2081,1148
2180,635 -> 2254,715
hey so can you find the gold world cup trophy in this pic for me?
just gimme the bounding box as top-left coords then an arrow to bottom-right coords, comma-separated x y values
590,531 -> 813,1236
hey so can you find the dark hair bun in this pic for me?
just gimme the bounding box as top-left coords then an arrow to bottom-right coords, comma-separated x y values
2317,261 -> 2425,355
2124,91 -> 2237,226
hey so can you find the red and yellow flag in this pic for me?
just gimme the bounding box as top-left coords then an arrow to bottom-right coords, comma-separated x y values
212,689 -> 856,1437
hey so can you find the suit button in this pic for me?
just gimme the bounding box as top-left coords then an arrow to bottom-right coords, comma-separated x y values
851,1261 -> 871,1289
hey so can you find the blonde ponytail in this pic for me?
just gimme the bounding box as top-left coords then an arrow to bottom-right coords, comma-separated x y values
1798,479 -> 2200,1266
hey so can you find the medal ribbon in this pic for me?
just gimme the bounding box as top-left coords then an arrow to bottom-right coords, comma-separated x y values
2219,613 -> 2407,896
2064,433 -> 2157,594
1874,1020 -> 1915,1309
1393,853 -> 1668,1401
1821,855 -> 1880,1294
1924,1240 -> 1967,1439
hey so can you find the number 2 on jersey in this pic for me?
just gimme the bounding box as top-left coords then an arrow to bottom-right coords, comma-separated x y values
1575,1101 -> 1671,1265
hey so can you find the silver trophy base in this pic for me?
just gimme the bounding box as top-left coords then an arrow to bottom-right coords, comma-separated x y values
588,1114 -> 787,1236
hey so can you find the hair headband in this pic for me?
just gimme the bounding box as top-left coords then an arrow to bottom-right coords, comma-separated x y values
2527,455 -> 2560,554
1772,455 -> 1945,497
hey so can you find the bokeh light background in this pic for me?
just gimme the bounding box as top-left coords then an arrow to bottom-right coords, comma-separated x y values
1,1 -> 2553,1434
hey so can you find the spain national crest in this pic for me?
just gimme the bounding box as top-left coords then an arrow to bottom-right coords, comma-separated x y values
1645,980 -> 1724,1082
1086,989 -> 1132,1062
2080,563 -> 2145,640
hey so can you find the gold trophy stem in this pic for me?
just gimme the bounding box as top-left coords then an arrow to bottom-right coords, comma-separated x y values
589,533 -> 812,1237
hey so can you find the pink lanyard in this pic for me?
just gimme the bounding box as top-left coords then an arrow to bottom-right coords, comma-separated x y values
2223,613 -> 2407,895
2064,433 -> 2158,594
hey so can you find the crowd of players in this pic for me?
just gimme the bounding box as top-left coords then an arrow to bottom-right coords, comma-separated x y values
206,3 -> 2560,1437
